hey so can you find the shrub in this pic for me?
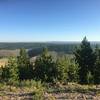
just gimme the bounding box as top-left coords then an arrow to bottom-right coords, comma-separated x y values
21,80 -> 45,100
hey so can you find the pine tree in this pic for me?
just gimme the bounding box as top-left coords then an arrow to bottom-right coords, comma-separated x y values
74,37 -> 96,84
34,48 -> 57,82
8,57 -> 19,85
94,46 -> 100,84
0,58 -> 18,83
18,48 -> 33,80
0,66 -> 9,82
68,58 -> 79,82
56,56 -> 68,82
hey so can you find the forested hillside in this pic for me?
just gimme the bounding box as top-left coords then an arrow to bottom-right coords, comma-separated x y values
0,42 -> 99,57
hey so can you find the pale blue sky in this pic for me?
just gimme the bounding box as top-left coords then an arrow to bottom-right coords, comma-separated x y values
0,0 -> 100,42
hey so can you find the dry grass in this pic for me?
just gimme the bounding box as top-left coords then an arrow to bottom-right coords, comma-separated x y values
0,82 -> 100,100
0,58 -> 8,67
0,49 -> 20,57
45,83 -> 100,100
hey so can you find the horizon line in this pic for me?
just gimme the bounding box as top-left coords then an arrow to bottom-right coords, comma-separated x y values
0,40 -> 100,43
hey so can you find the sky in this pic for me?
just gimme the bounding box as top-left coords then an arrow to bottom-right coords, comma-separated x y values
0,0 -> 100,42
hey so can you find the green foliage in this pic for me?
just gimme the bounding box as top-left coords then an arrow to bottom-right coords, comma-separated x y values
56,56 -> 79,83
0,80 -> 45,100
7,57 -> 19,85
94,46 -> 100,84
34,48 -> 79,83
74,37 -> 96,84
56,56 -> 68,82
18,48 -> 34,80
1,38 -> 100,86
68,58 -> 79,82
32,87 -> 45,100
0,57 -> 19,84
34,48 -> 57,82
18,80 -> 45,100
87,71 -> 94,84
0,66 -> 9,82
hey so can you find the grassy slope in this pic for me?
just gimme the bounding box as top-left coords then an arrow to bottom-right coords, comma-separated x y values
0,82 -> 100,100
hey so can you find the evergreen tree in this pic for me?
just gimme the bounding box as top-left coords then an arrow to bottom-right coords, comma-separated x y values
0,66 -> 9,82
68,58 -> 79,82
18,48 -> 33,80
56,56 -> 68,82
34,48 -> 57,82
1,57 -> 19,84
94,46 -> 100,84
74,37 -> 96,84
8,57 -> 19,84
